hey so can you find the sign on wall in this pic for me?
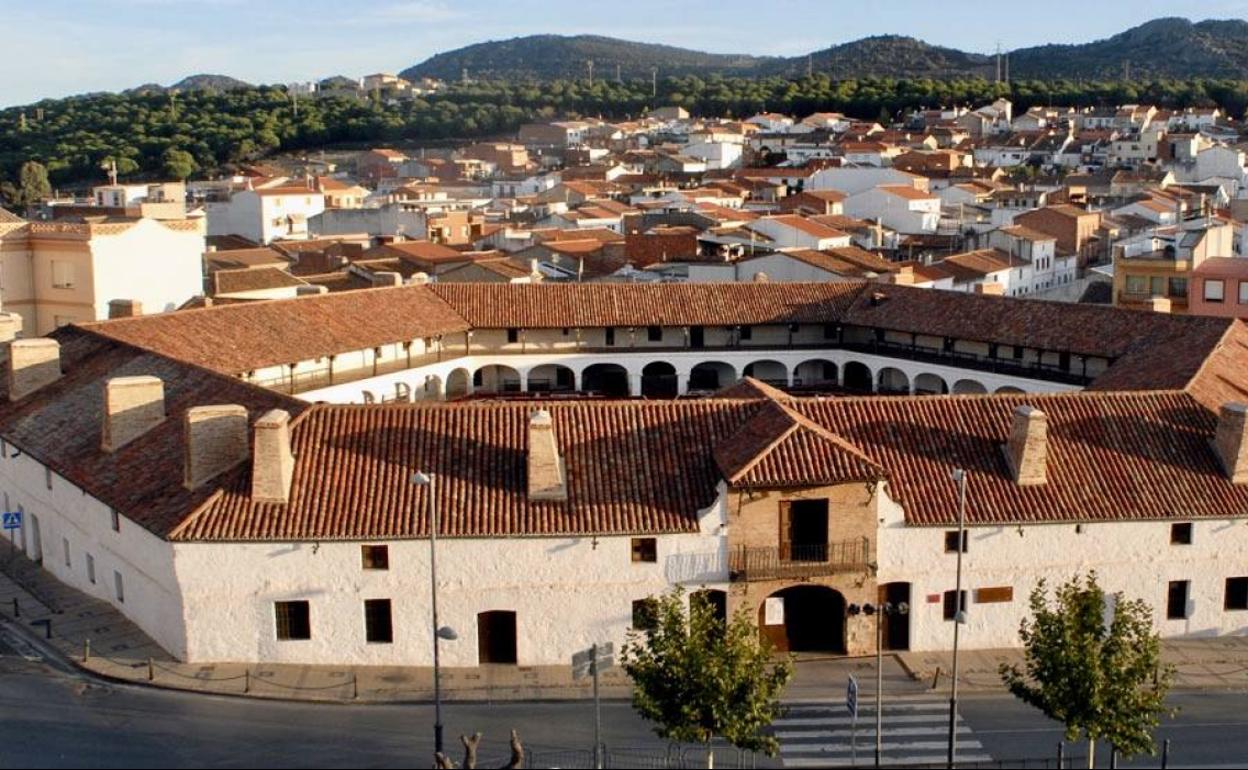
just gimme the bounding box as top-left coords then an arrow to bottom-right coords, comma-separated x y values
764,596 -> 785,626
1,511 -> 21,530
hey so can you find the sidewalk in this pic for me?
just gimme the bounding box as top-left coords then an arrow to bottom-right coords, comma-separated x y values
4,550 -> 1248,704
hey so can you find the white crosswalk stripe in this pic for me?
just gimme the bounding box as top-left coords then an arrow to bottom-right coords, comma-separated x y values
776,695 -> 993,767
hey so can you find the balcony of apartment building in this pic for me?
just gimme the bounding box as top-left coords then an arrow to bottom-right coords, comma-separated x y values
728,498 -> 872,582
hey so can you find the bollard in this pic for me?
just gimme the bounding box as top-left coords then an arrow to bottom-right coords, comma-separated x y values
244,669 -> 250,694
82,638 -> 90,663
1162,739 -> 1170,769
931,666 -> 942,690
1057,741 -> 1064,769
148,657 -> 154,681
352,673 -> 358,700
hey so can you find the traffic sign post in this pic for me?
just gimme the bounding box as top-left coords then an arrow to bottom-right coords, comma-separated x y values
2,511 -> 21,563
573,642 -> 614,769
847,674 -> 859,766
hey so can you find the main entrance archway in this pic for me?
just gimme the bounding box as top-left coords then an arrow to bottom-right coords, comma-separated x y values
758,585 -> 846,653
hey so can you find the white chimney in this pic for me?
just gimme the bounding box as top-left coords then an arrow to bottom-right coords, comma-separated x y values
1214,403 -> 1248,484
1004,405 -> 1048,486
184,404 -> 249,489
251,409 -> 295,503
102,376 -> 165,452
8,338 -> 61,401
528,409 -> 567,501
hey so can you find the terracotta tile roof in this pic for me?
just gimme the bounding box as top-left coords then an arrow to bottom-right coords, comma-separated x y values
940,249 -> 1013,281
878,185 -> 938,201
212,267 -> 307,295
427,282 -> 863,329
206,247 -> 292,272
82,285 -> 470,374
372,240 -> 465,263
754,215 -> 850,240
714,398 -> 884,489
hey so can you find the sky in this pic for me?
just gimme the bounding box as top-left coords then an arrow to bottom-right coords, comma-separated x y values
3,0 -> 1248,107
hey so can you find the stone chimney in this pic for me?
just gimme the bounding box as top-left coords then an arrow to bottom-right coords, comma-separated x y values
108,299 -> 143,319
1004,405 -> 1048,486
371,271 -> 402,287
1150,296 -> 1172,314
8,338 -> 61,401
1213,403 -> 1248,484
251,409 -> 295,503
184,404 -> 250,489
975,282 -> 1005,296
528,409 -> 567,501
102,376 -> 165,452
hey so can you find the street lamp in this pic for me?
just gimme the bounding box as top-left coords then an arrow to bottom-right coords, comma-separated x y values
947,468 -> 969,770
848,600 -> 910,767
412,471 -> 455,759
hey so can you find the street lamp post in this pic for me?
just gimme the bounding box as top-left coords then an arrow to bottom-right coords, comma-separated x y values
849,600 -> 909,768
947,468 -> 969,770
412,471 -> 455,760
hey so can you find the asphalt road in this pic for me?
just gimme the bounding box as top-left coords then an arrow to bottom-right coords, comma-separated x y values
0,652 -> 1247,768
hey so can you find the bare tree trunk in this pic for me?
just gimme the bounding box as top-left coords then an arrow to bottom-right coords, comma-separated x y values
1088,737 -> 1096,770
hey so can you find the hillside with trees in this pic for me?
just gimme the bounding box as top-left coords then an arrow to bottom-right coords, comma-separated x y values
3,74 -> 1247,195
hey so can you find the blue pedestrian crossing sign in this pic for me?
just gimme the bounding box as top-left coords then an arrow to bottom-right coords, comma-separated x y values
2,511 -> 21,530
846,674 -> 858,718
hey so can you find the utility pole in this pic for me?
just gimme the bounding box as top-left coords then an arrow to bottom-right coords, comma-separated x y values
995,42 -> 1002,84
587,59 -> 594,87
807,54 -> 813,78
615,62 -> 621,84
947,468 -> 969,769
651,67 -> 657,98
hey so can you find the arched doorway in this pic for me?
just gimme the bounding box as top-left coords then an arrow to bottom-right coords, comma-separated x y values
952,379 -> 988,395
688,361 -> 736,392
995,385 -> 1025,394
527,364 -> 576,393
914,373 -> 949,395
793,359 -> 837,391
445,368 -> 471,399
758,585 -> 846,653
473,364 -> 522,395
582,363 -> 630,397
842,361 -> 873,393
641,361 -> 678,398
876,367 -> 909,395
743,360 -> 788,388
477,610 -> 518,664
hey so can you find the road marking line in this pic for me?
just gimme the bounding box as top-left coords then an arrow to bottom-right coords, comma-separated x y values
776,714 -> 964,727
782,754 -> 993,767
781,739 -> 984,754
778,725 -> 973,740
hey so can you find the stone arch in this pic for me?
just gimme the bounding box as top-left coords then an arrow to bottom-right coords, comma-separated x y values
952,378 -> 988,395
473,364 -> 522,395
994,385 -> 1025,394
758,585 -> 846,654
641,361 -> 678,399
793,358 -> 838,391
688,361 -> 737,392
914,372 -> 949,395
742,359 -> 789,388
445,368 -> 471,399
582,362 -> 630,397
842,361 -> 873,393
527,363 -> 576,393
876,366 -> 910,395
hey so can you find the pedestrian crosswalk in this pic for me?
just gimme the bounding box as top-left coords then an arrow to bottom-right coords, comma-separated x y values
775,695 -> 993,767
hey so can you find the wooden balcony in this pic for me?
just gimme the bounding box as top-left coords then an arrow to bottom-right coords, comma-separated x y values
728,538 -> 871,582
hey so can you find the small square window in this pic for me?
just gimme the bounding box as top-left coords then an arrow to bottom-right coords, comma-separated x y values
631,537 -> 657,563
943,590 -> 967,621
605,328 -> 616,346
364,599 -> 394,643
1204,279 -> 1225,303
739,325 -> 753,341
506,328 -> 519,344
944,531 -> 968,553
1166,580 -> 1189,620
1238,281 -> 1248,305
647,326 -> 662,342
1170,523 -> 1193,545
275,600 -> 311,640
361,545 -> 389,570
1226,577 -> 1248,611
632,598 -> 659,630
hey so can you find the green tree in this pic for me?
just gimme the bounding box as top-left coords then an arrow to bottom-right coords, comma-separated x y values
1,160 -> 52,208
621,588 -> 793,762
161,148 -> 198,180
1000,573 -> 1173,768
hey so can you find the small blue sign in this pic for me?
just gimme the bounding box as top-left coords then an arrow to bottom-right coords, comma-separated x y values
846,674 -> 858,719
2,512 -> 21,530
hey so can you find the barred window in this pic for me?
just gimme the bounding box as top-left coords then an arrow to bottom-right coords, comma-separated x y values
275,601 -> 311,640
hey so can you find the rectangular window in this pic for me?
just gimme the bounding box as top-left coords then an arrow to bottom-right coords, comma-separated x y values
51,260 -> 75,289
739,325 -> 753,341
943,590 -> 968,621
86,554 -> 95,584
1170,522 -> 1193,545
1126,275 -> 1148,294
113,571 -> 125,603
632,598 -> 659,630
1166,580 -> 1189,620
646,326 -> 662,342
364,599 -> 394,643
631,537 -> 657,563
275,600 -> 311,640
1204,279 -> 1225,303
1150,276 -> 1165,297
62,537 -> 70,568
823,323 -> 838,340
361,544 -> 389,570
944,531 -> 968,553
110,509 -> 120,533
1239,281 -> 1248,305
506,328 -> 519,344
1169,277 -> 1188,298
604,327 -> 615,346
45,467 -> 52,490
1226,577 -> 1248,611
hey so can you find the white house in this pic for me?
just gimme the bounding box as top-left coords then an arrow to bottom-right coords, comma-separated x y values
206,185 -> 327,244
746,215 -> 852,250
843,186 -> 941,234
